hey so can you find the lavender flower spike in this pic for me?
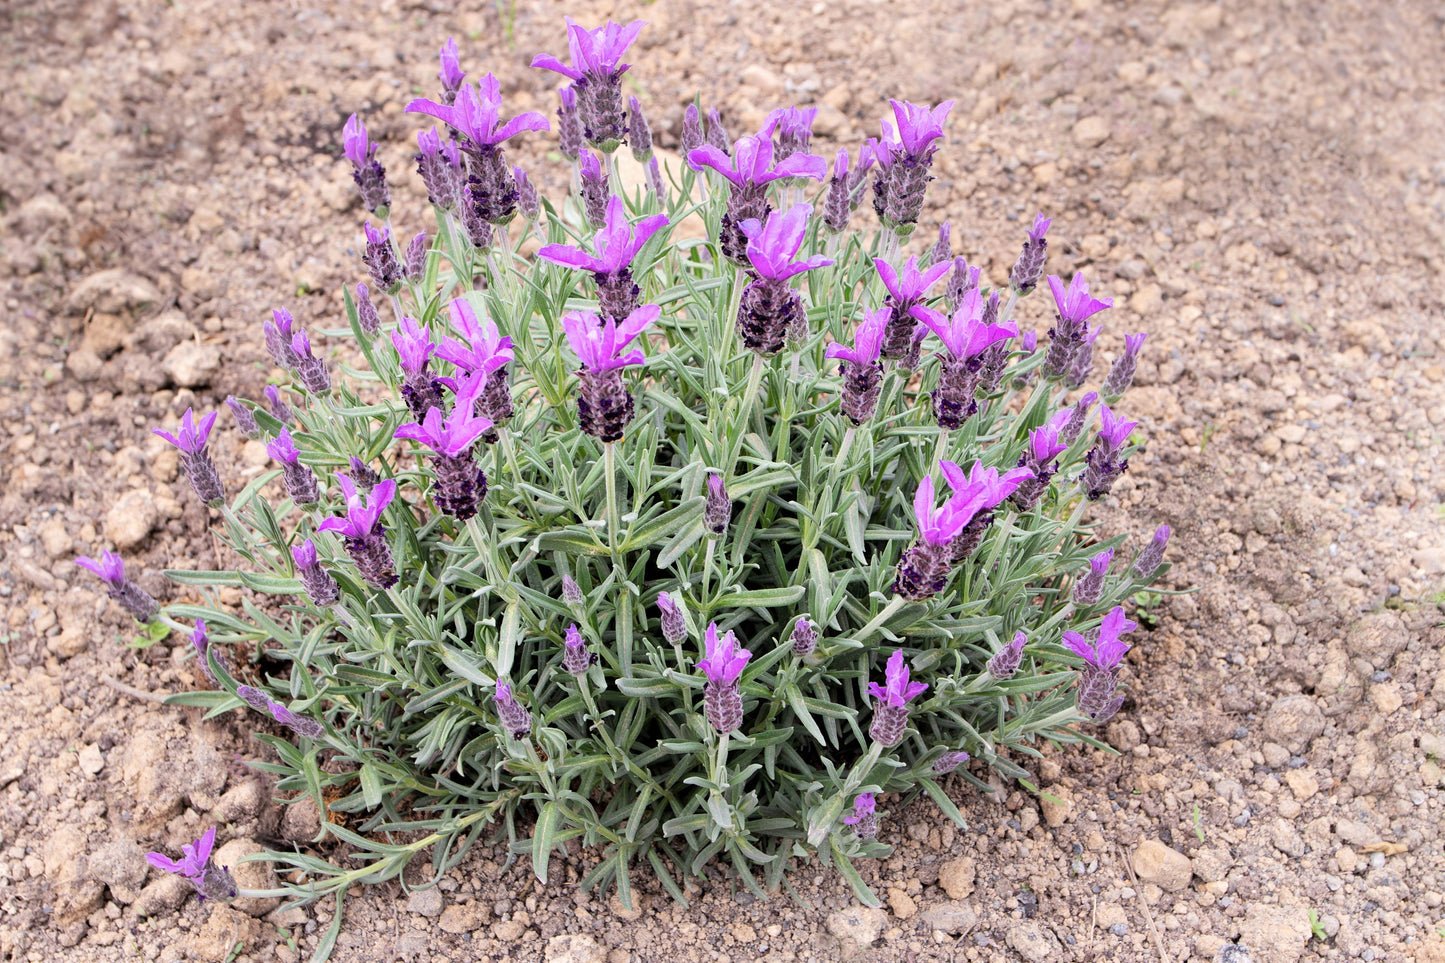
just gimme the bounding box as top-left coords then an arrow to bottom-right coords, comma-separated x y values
688,131 -> 827,261
1102,332 -> 1148,401
628,96 -> 653,162
268,699 -> 325,740
539,194 -> 669,321
1059,391 -> 1098,445
292,538 -> 339,607
939,460 -> 1034,562
657,591 -> 688,645
1080,405 -> 1137,500
706,107 -> 731,154
697,622 -> 751,733
265,384 -> 293,426
1008,212 -> 1051,294
790,618 -> 818,657
867,650 -> 928,747
681,103 -> 704,155
872,99 -> 955,234
911,289 -> 1019,430
347,456 -> 380,493
317,474 -> 398,589
578,149 -> 609,228
1066,324 -> 1101,390
437,37 -> 466,104
531,19 -> 646,152
923,221 -> 952,269
436,298 -> 516,435
986,630 -> 1028,680
290,329 -> 331,395
562,623 -> 597,676
766,106 -> 817,164
1010,408 -> 1073,511
561,574 -> 584,607
362,222 -> 403,293
563,305 -> 659,443
264,307 -> 299,370
225,396 -> 259,439
1072,548 -> 1114,605
154,408 -> 224,506
392,316 -> 446,418
822,148 -> 851,234
494,681 -> 533,739
1065,606 -> 1138,723
190,619 -> 224,682
892,473 -> 969,601
355,282 -> 381,336
646,157 -> 666,204
403,231 -> 427,281
1132,524 -> 1171,579
874,255 -> 951,362
932,749 -> 971,774
394,377 -> 493,520
557,87 -> 583,160
266,428 -> 321,508
416,128 -> 462,210
704,472 -> 732,537
514,167 -> 540,222
75,551 -> 158,623
842,792 -> 879,839
1041,272 -> 1113,379
146,827 -> 237,903
826,307 -> 888,425
945,256 -> 981,313
736,204 -> 834,354
343,113 -> 390,214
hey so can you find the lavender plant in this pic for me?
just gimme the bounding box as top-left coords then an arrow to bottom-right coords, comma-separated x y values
103,20 -> 1175,950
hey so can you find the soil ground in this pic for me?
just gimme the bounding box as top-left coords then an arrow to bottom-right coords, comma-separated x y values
3,0 -> 1445,961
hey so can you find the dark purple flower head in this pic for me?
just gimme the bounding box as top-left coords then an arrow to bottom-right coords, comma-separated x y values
1073,548 -> 1114,605
292,538 -> 320,570
539,195 -> 669,275
556,86 -> 583,159
436,299 -> 514,376
886,99 -> 955,157
266,427 -> 302,466
318,473 -> 397,540
292,537 -> 339,606
765,106 -> 817,160
706,107 -> 731,154
406,74 -> 550,152
1097,404 -> 1138,452
910,473 -> 969,546
265,384 -> 292,425
1063,606 -> 1137,670
147,826 -> 237,902
342,113 -> 377,169
76,550 -> 127,590
562,305 -> 659,373
876,255 -> 951,305
911,288 -> 1019,362
1060,392 -> 1099,445
842,792 -> 878,838
868,650 -> 928,709
225,396 -> 259,438
697,622 -> 751,686
704,472 -> 731,537
561,574 -> 584,606
153,408 -> 217,454
531,18 -> 645,82
657,592 -> 688,645
1047,272 -> 1113,326
1132,524 -> 1171,578
790,618 -> 818,657
562,623 -> 595,676
1028,408 -> 1074,463
687,133 -> 827,189
494,680 -> 533,739
681,103 -> 704,154
986,630 -> 1028,680
391,316 -> 436,378
1103,332 -> 1148,399
394,401 -> 493,458
826,307 -> 889,367
932,749 -> 972,774
738,204 -> 834,281
438,37 -> 466,96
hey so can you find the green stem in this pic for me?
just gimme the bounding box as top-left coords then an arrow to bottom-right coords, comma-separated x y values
725,354 -> 766,479
604,442 -> 621,559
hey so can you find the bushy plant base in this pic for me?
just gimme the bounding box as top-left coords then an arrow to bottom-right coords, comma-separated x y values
115,18 -> 1173,950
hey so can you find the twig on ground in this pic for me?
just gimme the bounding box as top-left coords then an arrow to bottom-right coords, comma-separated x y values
1119,843 -> 1171,963
102,676 -> 170,704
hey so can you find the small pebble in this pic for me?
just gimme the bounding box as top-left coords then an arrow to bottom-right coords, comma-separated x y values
1110,923 -> 1129,936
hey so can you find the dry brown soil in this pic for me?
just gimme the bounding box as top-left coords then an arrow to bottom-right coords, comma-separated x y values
3,0 -> 1445,961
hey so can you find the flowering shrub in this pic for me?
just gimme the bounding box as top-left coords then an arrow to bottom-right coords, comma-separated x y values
94,18 -> 1175,946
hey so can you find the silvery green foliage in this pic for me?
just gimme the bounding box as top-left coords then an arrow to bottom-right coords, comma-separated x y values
151,48 -> 1170,939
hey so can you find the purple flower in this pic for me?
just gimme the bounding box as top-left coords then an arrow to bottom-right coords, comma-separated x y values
765,106 -> 817,162
397,385 -> 492,521
646,157 -> 666,203
510,168 -> 538,223
740,204 -> 834,281
532,19 -> 645,151
925,221 -> 953,269
265,384 -> 293,426
628,96 -> 653,161
688,133 -> 827,191
1008,212 -> 1052,295
146,827 -> 237,903
1021,330 -> 1038,353
698,622 -> 751,733
735,205 -> 833,354
267,428 -> 321,507
264,307 -> 298,369
290,329 -> 331,395
1064,606 -> 1137,670
225,396 -> 259,439
414,129 -> 464,210
354,282 -> 381,336
406,74 -> 551,153
875,256 -> 951,360
395,402 -> 493,459
822,148 -> 852,234
190,618 -> 223,683
706,107 -> 731,154
437,37 -> 466,102
1096,405 -> 1137,454
681,103 -> 704,154
494,681 -> 533,739
937,459 -> 1033,562
827,307 -> 889,425
562,623 -> 596,676
362,222 -> 403,292
436,299 -> 514,376
945,257 -> 981,313
577,148 -> 609,228
704,472 -> 731,537
1132,524 -> 1171,579
932,750 -> 971,774
1060,392 -> 1098,446
557,86 -> 583,160
403,231 -> 428,281
1042,272 -> 1113,379
563,306 -> 657,373
986,630 -> 1028,680
842,792 -> 879,838
1102,332 -> 1148,400
154,408 -> 224,506
1011,409 -> 1073,511
657,592 -> 688,645
269,701 -> 325,739
343,113 -> 390,213
292,538 -> 339,607
318,474 -> 399,588
911,289 -> 1019,362
867,650 -> 927,747
886,99 -> 955,157
1073,548 -> 1114,605
76,551 -> 158,623
347,456 -> 380,493
540,195 -> 668,319
392,316 -> 445,418
869,99 -> 955,231
561,574 -> 584,607
909,473 -> 968,547
790,618 -> 818,657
